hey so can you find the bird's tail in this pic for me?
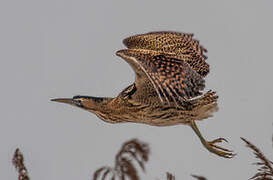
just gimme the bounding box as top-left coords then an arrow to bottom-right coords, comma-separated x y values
189,90 -> 219,121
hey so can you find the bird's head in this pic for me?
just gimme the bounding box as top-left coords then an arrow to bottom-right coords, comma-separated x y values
51,95 -> 112,111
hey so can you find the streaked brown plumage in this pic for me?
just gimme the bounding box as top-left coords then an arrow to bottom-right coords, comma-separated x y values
52,31 -> 234,158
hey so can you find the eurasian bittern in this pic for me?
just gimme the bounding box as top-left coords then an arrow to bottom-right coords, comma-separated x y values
52,31 -> 234,158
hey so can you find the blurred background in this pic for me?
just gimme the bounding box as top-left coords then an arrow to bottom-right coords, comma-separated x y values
0,0 -> 272,179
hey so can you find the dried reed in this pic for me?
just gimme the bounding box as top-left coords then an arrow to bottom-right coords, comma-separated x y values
241,137 -> 273,180
12,148 -> 30,180
191,174 -> 208,180
93,139 -> 149,180
166,172 -> 175,180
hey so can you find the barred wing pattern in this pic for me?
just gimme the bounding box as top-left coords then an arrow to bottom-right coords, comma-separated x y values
116,49 -> 205,106
123,31 -> 209,77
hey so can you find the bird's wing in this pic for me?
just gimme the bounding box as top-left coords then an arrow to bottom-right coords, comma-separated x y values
123,31 -> 209,77
116,49 -> 205,106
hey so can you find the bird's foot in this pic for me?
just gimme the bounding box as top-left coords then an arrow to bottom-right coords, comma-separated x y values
204,138 -> 235,158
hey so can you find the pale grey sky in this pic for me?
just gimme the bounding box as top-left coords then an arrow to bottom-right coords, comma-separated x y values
1,0 -> 273,179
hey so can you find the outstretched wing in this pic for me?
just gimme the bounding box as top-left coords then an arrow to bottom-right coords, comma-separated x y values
123,31 -> 209,77
116,49 -> 205,106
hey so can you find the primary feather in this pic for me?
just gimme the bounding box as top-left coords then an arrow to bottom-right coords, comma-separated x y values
123,31 -> 209,77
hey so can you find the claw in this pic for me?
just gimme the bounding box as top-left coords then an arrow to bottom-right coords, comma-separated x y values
205,138 -> 236,158
210,137 -> 228,144
210,144 -> 232,152
189,120 -> 236,158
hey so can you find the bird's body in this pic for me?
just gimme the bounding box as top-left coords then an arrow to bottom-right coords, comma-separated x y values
81,86 -> 217,127
52,31 -> 234,158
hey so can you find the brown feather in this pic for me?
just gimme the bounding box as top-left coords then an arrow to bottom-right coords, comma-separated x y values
123,31 -> 209,77
116,49 -> 205,106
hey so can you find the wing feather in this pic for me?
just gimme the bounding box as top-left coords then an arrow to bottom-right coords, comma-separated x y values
123,31 -> 209,77
116,49 -> 205,106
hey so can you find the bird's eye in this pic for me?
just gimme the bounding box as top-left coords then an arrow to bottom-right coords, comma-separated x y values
72,99 -> 83,107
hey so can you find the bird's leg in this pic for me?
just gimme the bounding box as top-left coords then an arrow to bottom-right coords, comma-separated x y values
189,120 -> 235,158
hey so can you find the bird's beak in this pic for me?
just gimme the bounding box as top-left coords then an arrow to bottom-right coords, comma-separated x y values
51,98 -> 74,105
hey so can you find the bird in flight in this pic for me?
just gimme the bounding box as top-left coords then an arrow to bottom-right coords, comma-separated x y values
52,31 -> 234,158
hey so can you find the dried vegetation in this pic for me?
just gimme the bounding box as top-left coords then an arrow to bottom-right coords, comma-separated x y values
12,135 -> 272,180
